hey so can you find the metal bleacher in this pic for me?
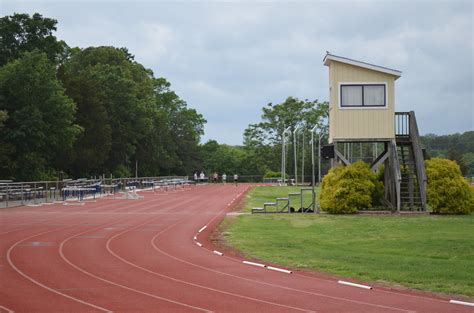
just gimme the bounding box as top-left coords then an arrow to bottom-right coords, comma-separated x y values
252,187 -> 317,214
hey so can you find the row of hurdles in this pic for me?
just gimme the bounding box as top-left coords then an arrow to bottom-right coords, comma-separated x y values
0,176 -> 195,207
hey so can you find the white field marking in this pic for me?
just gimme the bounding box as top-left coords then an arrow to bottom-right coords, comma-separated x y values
150,189 -> 413,313
7,227 -> 112,313
0,304 -> 14,313
198,225 -> 207,233
243,261 -> 266,268
60,221 -> 212,313
338,280 -> 372,290
267,266 -> 292,274
105,216 -> 312,313
449,300 -> 474,307
196,242 -> 203,247
213,250 -> 223,256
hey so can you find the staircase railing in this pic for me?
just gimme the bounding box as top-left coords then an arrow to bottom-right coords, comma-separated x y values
390,140 -> 402,212
408,111 -> 427,210
395,112 -> 410,136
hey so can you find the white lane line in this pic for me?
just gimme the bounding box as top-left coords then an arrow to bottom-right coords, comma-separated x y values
196,242 -> 203,247
106,209 -> 310,313
213,250 -> 223,256
0,304 -> 15,313
449,300 -> 474,307
6,227 -> 112,313
267,266 -> 292,274
60,223 -> 211,313
198,226 -> 207,233
338,280 -> 372,290
243,261 -> 266,268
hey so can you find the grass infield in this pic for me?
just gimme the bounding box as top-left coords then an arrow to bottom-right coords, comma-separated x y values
222,186 -> 474,298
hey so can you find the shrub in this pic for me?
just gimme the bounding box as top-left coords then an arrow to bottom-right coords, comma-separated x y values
319,161 -> 379,214
425,158 -> 474,214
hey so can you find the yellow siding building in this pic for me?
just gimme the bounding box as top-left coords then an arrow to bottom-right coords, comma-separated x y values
323,54 -> 401,143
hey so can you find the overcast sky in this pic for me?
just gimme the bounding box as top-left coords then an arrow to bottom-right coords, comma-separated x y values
2,0 -> 473,145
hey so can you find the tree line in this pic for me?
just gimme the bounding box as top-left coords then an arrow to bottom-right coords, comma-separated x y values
0,13 -> 205,181
421,131 -> 474,176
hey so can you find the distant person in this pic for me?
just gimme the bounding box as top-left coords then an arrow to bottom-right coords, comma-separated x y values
222,173 -> 227,184
233,174 -> 238,186
200,171 -> 205,182
213,172 -> 218,183
194,172 -> 198,181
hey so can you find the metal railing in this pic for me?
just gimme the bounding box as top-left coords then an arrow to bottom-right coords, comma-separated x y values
0,176 -> 190,208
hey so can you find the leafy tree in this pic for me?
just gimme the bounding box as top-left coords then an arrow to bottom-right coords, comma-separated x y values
59,46 -> 156,177
157,78 -> 206,175
425,158 -> 474,214
60,47 -> 206,178
200,140 -> 246,175
0,51 -> 80,180
0,13 -> 67,66
447,148 -> 468,175
243,97 -> 329,176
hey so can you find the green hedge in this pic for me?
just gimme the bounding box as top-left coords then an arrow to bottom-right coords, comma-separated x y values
319,161 -> 382,214
426,158 -> 474,214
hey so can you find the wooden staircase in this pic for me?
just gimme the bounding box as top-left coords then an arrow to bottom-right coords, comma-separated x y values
394,111 -> 427,211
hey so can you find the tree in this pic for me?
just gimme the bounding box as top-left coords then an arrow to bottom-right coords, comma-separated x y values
0,51 -> 80,180
243,97 -> 329,176
59,46 -> 155,177
60,47 -> 206,177
0,13 -> 67,66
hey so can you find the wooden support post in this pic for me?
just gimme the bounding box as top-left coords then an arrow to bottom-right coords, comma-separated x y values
335,148 -> 350,166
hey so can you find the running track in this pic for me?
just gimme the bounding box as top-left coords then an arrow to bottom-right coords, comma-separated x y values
0,184 -> 472,312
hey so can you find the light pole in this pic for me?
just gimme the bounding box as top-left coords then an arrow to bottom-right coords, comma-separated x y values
293,125 -> 301,186
301,129 -> 305,185
281,126 -> 292,186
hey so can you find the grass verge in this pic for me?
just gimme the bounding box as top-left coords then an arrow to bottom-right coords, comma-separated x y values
223,186 -> 474,298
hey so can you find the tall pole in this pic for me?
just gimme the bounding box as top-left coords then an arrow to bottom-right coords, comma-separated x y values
281,126 -> 291,186
318,132 -> 322,184
281,133 -> 285,185
302,130 -> 305,184
293,125 -> 301,186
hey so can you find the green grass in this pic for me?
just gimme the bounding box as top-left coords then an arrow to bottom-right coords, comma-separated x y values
224,186 -> 474,298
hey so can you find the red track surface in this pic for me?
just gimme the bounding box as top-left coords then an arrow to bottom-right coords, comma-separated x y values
0,184 -> 472,312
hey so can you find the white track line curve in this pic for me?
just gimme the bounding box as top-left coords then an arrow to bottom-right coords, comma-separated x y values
0,304 -> 15,313
106,212 -> 312,312
4,190 -> 188,312
6,226 -> 112,313
152,187 -> 413,313
59,195 -> 214,313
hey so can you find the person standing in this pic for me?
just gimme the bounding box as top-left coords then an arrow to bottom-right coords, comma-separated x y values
222,173 -> 227,184
200,171 -> 205,183
213,172 -> 218,183
194,172 -> 198,181
233,173 -> 238,186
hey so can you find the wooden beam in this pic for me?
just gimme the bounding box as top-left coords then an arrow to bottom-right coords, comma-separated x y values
370,149 -> 389,171
335,148 -> 350,166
